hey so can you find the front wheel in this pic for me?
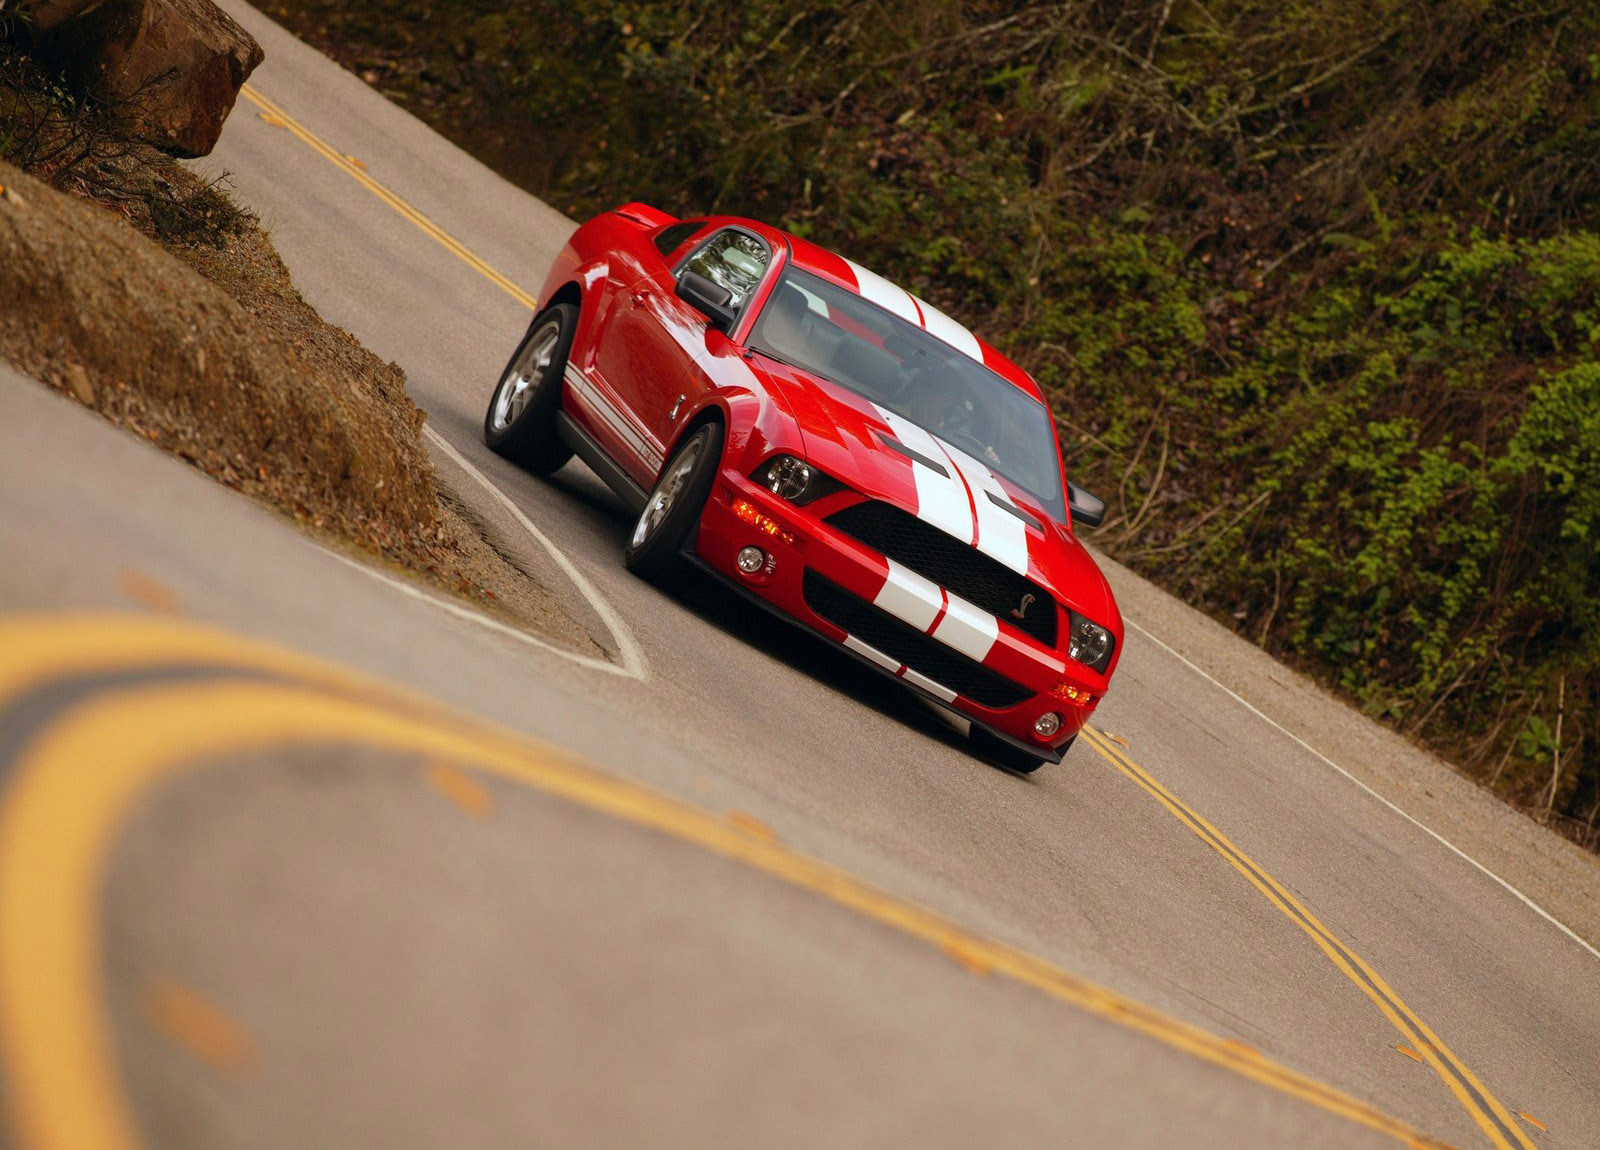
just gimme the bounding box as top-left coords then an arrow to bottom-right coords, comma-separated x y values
624,421 -> 723,588
484,302 -> 576,474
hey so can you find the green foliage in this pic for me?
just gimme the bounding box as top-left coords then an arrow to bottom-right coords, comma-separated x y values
1517,715 -> 1559,764
1175,230 -> 1600,828
274,0 -> 1600,844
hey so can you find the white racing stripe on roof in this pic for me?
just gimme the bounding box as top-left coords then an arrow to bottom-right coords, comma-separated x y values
844,634 -> 902,673
932,593 -> 1000,663
873,559 -> 944,632
913,297 -> 984,363
872,406 -> 974,543
940,442 -> 1031,575
844,258 -> 922,325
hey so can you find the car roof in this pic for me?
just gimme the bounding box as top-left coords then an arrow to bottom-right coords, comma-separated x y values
703,215 -> 1046,405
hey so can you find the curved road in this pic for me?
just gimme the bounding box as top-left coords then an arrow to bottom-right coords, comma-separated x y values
2,6 -> 1598,1148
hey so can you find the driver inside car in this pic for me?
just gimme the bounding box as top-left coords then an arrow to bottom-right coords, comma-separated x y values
907,361 -> 995,460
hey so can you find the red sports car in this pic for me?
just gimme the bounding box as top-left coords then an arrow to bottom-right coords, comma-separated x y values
484,204 -> 1122,772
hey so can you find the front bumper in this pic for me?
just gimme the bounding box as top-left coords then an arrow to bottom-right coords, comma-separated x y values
693,470 -> 1104,757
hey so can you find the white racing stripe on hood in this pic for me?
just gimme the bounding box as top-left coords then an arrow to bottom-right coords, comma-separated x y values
844,258 -> 922,326
940,444 -> 1030,576
932,592 -> 1000,663
844,635 -> 902,674
871,405 -> 975,544
873,559 -> 943,632
872,403 -> 1033,578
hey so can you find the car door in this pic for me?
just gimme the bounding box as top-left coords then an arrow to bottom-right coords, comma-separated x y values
593,226 -> 773,482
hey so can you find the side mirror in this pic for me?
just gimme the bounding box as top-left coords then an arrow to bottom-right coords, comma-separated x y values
676,271 -> 738,332
1068,482 -> 1106,529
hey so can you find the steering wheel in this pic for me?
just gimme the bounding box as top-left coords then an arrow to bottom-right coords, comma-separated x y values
937,401 -> 996,460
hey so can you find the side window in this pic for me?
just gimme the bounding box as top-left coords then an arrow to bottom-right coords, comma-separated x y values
680,229 -> 771,313
652,220 -> 704,258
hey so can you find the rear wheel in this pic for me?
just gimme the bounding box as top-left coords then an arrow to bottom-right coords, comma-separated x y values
624,421 -> 723,588
484,302 -> 576,474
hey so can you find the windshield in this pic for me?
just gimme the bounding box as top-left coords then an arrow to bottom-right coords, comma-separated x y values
749,269 -> 1065,521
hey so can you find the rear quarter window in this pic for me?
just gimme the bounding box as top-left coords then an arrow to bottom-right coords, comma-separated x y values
652,220 -> 705,258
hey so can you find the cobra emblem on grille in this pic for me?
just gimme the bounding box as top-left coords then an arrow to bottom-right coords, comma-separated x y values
1010,593 -> 1036,620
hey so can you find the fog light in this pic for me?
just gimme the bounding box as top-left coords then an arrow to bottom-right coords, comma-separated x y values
736,546 -> 766,575
1033,712 -> 1063,739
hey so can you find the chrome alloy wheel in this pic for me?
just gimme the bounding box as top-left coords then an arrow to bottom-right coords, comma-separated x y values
632,437 -> 704,548
490,320 -> 559,432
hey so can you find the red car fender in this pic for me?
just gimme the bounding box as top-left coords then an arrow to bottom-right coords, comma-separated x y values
658,364 -> 802,484
536,243 -> 586,314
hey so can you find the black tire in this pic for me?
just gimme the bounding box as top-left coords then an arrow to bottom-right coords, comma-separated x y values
969,725 -> 1070,775
484,302 -> 577,474
624,421 -> 723,588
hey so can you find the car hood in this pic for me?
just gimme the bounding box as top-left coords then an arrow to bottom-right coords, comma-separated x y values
753,357 -> 1120,629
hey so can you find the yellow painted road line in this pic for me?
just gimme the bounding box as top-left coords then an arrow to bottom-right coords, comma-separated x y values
238,85 -> 540,312
0,613 -> 1454,1150
225,75 -> 1539,1149
140,977 -> 259,1079
234,89 -> 651,682
1080,726 -> 1535,1150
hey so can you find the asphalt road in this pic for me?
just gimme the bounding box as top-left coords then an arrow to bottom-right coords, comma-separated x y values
2,6 -> 1598,1148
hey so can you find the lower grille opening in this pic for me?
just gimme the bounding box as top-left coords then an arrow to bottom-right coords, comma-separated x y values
803,570 -> 1031,711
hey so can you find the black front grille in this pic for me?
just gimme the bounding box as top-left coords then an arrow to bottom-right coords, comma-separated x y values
803,571 -> 1031,711
825,500 -> 1058,646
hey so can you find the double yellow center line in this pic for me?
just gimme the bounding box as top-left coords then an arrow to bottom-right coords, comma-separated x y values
1,613 -> 1456,1150
1080,728 -> 1536,1150
239,85 -> 539,311
229,82 -> 1540,1149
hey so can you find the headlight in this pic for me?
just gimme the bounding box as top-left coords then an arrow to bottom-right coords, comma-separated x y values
759,454 -> 812,500
752,455 -> 844,505
1067,612 -> 1115,673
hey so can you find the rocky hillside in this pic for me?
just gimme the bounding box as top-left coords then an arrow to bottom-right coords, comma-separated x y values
0,37 -> 599,654
272,0 -> 1600,846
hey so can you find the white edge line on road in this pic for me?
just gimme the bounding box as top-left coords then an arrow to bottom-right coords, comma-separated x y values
321,549 -> 627,676
1124,616 -> 1600,963
422,425 -> 646,678
421,424 -> 648,679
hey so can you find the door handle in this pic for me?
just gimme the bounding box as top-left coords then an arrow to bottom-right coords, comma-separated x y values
629,290 -> 649,308
668,394 -> 686,421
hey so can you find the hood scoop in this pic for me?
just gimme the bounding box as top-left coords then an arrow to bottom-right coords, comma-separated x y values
986,489 -> 1041,531
876,431 -> 1043,533
875,431 -> 950,478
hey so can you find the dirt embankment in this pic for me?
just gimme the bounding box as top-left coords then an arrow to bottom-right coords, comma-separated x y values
0,151 -> 599,657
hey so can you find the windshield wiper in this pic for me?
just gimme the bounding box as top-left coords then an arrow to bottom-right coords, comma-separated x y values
745,345 -> 803,371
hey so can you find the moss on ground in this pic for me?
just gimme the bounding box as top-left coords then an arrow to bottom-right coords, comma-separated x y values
0,43 -> 601,657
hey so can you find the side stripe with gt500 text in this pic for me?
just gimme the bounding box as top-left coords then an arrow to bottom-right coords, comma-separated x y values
564,365 -> 665,472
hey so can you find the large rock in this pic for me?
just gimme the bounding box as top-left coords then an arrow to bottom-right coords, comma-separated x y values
16,0 -> 99,34
41,0 -> 264,157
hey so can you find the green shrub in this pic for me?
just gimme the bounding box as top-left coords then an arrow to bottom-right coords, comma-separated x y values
274,0 -> 1600,843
